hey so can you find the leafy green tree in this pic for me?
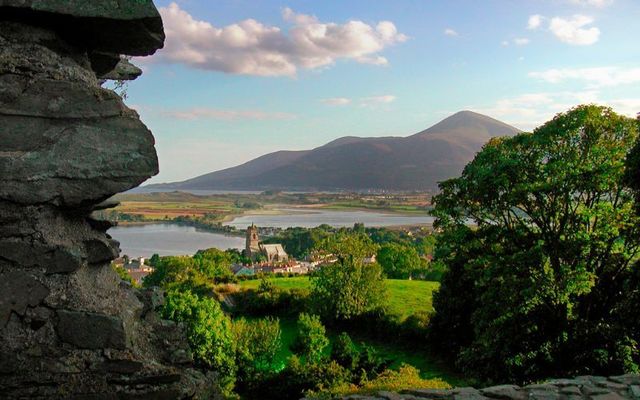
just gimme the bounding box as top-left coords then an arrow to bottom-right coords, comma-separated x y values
431,105 -> 640,383
293,313 -> 329,363
377,242 -> 422,279
263,226 -> 333,259
193,248 -> 234,282
148,253 -> 160,267
161,290 -> 236,389
233,317 -> 282,385
143,251 -> 234,294
311,234 -> 388,320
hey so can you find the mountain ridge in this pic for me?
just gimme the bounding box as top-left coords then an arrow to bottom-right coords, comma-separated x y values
148,111 -> 520,192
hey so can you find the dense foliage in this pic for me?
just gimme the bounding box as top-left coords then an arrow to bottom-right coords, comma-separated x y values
377,242 -> 424,279
431,105 -> 640,383
144,248 -> 235,295
293,313 -> 330,363
262,224 -> 442,281
311,233 -> 388,321
161,290 -> 236,389
233,317 -> 282,389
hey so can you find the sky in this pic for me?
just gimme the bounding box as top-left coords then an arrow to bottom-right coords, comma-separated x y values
127,0 -> 640,183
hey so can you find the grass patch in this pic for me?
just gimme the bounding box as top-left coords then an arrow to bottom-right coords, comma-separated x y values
238,277 -> 438,320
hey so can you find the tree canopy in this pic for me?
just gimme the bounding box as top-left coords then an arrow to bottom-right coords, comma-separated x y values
430,105 -> 640,383
310,234 -> 388,321
377,242 -> 423,279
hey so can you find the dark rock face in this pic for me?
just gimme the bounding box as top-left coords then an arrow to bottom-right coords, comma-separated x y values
0,3 -> 215,398
0,0 -> 165,56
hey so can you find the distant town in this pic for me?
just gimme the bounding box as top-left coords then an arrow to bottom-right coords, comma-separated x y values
113,223 -> 380,285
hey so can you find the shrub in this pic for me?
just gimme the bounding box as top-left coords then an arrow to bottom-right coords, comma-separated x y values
161,290 -> 236,391
233,317 -> 282,391
293,313 -> 329,363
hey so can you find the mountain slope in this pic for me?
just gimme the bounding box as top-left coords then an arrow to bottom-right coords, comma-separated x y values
149,111 -> 520,191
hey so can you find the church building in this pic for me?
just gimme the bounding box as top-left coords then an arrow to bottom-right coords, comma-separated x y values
245,224 -> 289,263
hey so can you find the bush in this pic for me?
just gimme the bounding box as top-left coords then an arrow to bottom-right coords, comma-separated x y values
161,290 -> 236,391
352,364 -> 450,394
233,317 -> 282,391
293,313 -> 329,363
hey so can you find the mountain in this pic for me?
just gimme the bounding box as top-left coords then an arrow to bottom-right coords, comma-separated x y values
148,111 -> 520,192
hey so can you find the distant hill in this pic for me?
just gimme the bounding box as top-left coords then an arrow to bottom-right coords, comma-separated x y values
148,111 -> 521,192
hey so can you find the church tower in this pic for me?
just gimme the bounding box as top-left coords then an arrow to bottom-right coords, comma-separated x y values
245,223 -> 260,259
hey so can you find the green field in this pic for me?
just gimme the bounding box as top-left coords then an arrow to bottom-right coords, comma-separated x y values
238,277 -> 439,320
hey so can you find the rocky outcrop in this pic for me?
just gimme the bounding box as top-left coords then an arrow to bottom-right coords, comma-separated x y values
0,2 -> 215,398
335,375 -> 640,400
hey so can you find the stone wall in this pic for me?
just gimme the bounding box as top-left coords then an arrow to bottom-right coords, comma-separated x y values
0,1 -> 216,398
334,374 -> 640,400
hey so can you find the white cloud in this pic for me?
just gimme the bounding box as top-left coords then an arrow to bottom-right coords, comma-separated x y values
151,2 -> 407,77
474,91 -> 638,130
529,67 -> 640,87
444,28 -> 458,37
606,98 -> 640,117
161,108 -> 296,121
514,38 -> 530,46
528,14 -> 544,30
548,15 -> 600,45
321,97 -> 352,106
361,95 -> 397,106
319,95 -> 397,107
568,0 -> 614,8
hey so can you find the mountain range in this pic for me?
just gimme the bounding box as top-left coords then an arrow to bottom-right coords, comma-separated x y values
147,111 -> 521,192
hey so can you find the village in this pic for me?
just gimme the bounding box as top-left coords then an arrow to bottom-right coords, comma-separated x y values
113,224 -> 373,285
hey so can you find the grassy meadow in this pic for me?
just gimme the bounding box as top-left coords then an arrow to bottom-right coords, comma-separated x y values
238,277 -> 439,320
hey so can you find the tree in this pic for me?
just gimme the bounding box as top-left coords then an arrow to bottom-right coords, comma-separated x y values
293,313 -> 329,363
431,105 -> 640,383
161,290 -> 236,389
377,242 -> 422,279
143,251 -> 234,294
233,317 -> 282,385
311,234 -> 388,321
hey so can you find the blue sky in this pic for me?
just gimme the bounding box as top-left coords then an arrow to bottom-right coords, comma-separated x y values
127,0 -> 640,183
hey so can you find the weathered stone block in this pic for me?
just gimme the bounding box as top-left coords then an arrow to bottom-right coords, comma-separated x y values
0,0 -> 165,56
0,270 -> 49,324
0,240 -> 84,273
56,309 -> 127,349
479,385 -> 526,400
404,389 -> 452,399
84,239 -> 119,265
591,393 -> 626,400
559,386 -> 582,396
